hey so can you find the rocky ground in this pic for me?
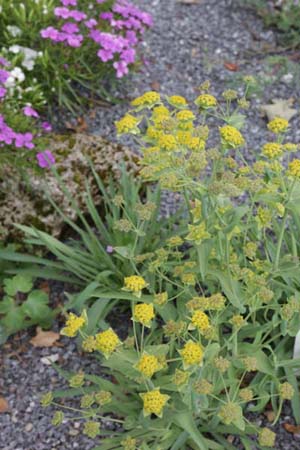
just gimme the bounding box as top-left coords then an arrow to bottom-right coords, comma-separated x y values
2,0 -> 300,448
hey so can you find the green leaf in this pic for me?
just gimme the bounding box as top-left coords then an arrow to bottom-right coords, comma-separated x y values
21,289 -> 51,322
285,367 -> 300,424
173,412 -> 208,450
3,274 -> 33,296
1,306 -> 25,333
0,296 -> 15,314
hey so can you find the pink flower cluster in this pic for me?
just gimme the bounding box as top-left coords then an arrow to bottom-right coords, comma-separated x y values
40,0 -> 152,78
0,58 -> 54,168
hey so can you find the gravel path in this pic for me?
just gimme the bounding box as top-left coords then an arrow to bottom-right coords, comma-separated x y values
2,1 -> 300,449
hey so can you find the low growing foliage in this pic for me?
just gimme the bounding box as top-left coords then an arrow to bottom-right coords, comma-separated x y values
0,274 -> 56,343
38,82 -> 300,449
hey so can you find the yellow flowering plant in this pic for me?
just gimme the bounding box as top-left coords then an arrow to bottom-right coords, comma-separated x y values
35,83 -> 300,449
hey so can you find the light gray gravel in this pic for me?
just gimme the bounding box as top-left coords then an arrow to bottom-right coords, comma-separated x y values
2,1 -> 300,449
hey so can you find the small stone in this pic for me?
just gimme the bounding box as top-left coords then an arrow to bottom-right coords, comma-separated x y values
25,423 -> 33,432
40,354 -> 59,365
281,73 -> 293,84
69,429 -> 79,436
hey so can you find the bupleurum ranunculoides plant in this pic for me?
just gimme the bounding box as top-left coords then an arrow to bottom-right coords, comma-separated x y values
44,81 -> 300,450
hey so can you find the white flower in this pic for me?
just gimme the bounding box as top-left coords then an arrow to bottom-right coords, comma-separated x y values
5,76 -> 16,88
9,45 -> 21,54
6,25 -> 22,37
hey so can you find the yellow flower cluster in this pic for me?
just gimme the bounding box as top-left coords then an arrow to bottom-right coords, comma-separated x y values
262,142 -> 283,159
220,125 -> 245,148
176,109 -> 195,122
61,312 -> 86,338
140,389 -> 169,417
124,275 -> 147,293
195,94 -> 217,108
191,310 -> 210,331
180,340 -> 203,366
154,291 -> 168,305
258,428 -> 276,447
133,303 -> 155,326
95,328 -> 120,357
115,114 -> 139,134
168,95 -> 187,107
186,222 -> 211,244
267,117 -> 288,134
131,91 -> 160,107
288,159 -> 300,178
136,354 -> 160,378
158,133 -> 177,151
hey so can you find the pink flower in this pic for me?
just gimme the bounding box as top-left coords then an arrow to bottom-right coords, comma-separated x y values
84,19 -> 97,29
42,121 -> 52,132
69,10 -> 87,22
61,0 -> 77,5
40,26 -> 60,41
0,87 -> 7,98
66,34 -> 84,47
113,60 -> 128,78
97,49 -> 114,62
37,150 -> 55,168
106,245 -> 114,253
0,57 -> 9,67
54,7 -> 71,19
61,22 -> 80,34
15,132 -> 34,149
121,48 -> 135,64
23,106 -> 39,118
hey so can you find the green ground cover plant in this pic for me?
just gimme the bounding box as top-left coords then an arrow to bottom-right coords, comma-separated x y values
0,274 -> 56,343
243,0 -> 300,48
29,83 -> 300,449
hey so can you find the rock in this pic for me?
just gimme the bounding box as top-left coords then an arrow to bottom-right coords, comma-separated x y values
25,423 -> 33,432
0,133 -> 140,241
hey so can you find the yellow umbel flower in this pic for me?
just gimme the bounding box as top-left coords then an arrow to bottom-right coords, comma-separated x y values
279,382 -> 294,400
180,340 -> 204,367
167,235 -> 183,247
188,137 -> 205,151
152,105 -> 170,117
176,110 -> 195,122
173,368 -> 189,386
262,142 -> 283,159
257,206 -> 272,227
82,336 -> 96,352
146,126 -> 162,140
121,436 -> 137,450
168,95 -> 187,107
158,133 -> 177,151
95,328 -> 120,357
83,421 -> 100,439
124,275 -> 148,294
191,310 -> 210,331
136,354 -> 160,378
61,311 -> 86,337
115,114 -> 139,134
288,159 -> 300,178
267,117 -> 289,134
220,125 -> 245,148
284,143 -> 298,152
195,94 -> 217,108
131,91 -> 160,107
154,292 -> 168,306
186,222 -> 211,245
133,303 -> 155,327
140,389 -> 169,417
218,402 -> 242,425
258,428 -> 276,447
